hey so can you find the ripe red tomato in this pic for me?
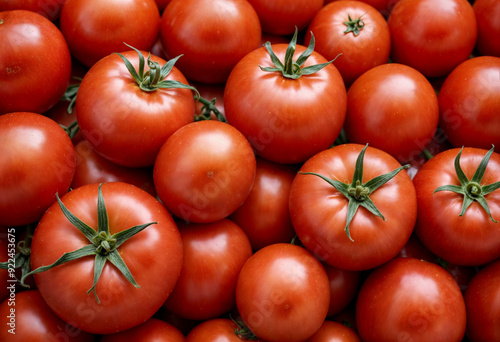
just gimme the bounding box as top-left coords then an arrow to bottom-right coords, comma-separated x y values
160,0 -> 261,84
473,0 -> 500,57
27,182 -> 183,334
235,243 -> 330,342
323,264 -> 361,317
356,258 -> 467,342
154,120 -> 256,223
305,1 -> 391,87
328,0 -> 401,18
0,0 -> 66,21
186,318 -> 254,342
306,320 -> 361,342
164,219 -> 252,321
387,0 -> 477,78
289,143 -> 417,271
101,318 -> 185,342
75,48 -> 195,168
59,0 -> 160,68
438,56 -> 500,149
0,112 -> 76,226
0,10 -> 72,114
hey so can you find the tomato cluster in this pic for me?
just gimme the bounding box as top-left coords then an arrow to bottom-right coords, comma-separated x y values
1,0 -> 500,341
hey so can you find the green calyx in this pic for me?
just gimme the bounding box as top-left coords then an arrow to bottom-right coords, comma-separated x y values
343,14 -> 365,36
20,184 -> 157,304
434,145 -> 500,222
259,27 -> 337,79
299,144 -> 410,242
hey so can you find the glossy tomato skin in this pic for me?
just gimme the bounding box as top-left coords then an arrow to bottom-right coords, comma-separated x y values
413,147 -> 500,266
154,120 -> 256,223
235,243 -> 330,342
75,50 -> 195,168
59,0 -> 160,68
323,264 -> 361,317
160,0 -> 261,84
438,56 -> 500,149
473,0 -> 500,57
100,318 -> 185,342
289,144 -> 417,271
224,44 -> 347,164
0,290 -> 96,342
30,182 -> 183,334
164,219 -> 253,321
388,0 -> 477,78
0,0 -> 66,21
0,112 -> 76,226
0,10 -> 72,114
305,1 -> 391,87
464,259 -> 500,341
186,318 -> 253,342
344,63 -> 439,164
306,320 -> 361,342
356,258 -> 467,342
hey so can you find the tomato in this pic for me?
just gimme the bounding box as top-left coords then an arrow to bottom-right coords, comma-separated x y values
323,264 -> 361,317
304,1 -> 391,87
387,0 -> 477,78
186,318 -> 256,342
344,63 -> 439,164
473,0 -> 500,57
0,0 -> 66,21
306,320 -> 361,342
0,290 -> 95,341
328,0 -> 401,18
0,112 -> 76,226
0,10 -> 72,115
101,318 -> 185,342
59,0 -> 160,68
160,0 -> 261,84
247,0 -> 324,36
356,257 -> 467,342
153,120 -> 256,223
75,47 -> 195,168
413,146 -> 500,266
235,243 -> 330,342
464,259 -> 500,341
289,144 -> 417,271
224,32 -> 347,164
25,182 -> 183,334
438,56 -> 500,149
229,157 -> 297,251
164,219 -> 252,321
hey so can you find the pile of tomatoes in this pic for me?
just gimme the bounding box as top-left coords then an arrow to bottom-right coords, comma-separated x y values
1,0 -> 499,341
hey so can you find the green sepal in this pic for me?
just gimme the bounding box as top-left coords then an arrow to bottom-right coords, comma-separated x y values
343,14 -> 365,36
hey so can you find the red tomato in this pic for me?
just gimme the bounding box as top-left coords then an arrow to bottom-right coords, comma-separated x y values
224,36 -> 347,164
0,10 -> 71,114
235,243 -> 330,342
75,48 -> 195,168
413,147 -> 500,266
473,0 -> 500,57
153,120 -> 256,223
306,320 -> 361,342
229,157 -> 297,251
356,258 -> 467,342
101,318 -> 185,342
160,0 -> 261,84
289,144 -> 417,271
27,182 -> 183,334
0,290 -> 95,342
387,0 -> 477,78
438,56 -> 500,149
0,112 -> 76,226
464,259 -> 500,341
344,63 -> 439,164
327,0 -> 401,18
305,1 -> 391,87
247,0 -> 324,35
0,0 -> 66,21
323,264 -> 361,317
59,0 -> 160,68
164,219 -> 253,321
186,318 -> 256,342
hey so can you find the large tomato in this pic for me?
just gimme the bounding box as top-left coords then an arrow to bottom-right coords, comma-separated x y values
59,0 -> 160,68
0,0 -> 66,21
160,0 -> 261,84
355,257 -> 467,342
224,31 -> 347,164
75,46 -> 195,168
0,10 -> 71,114
413,146 -> 500,266
306,320 -> 361,342
387,0 -> 477,78
304,1 -> 391,87
343,63 -> 439,163
24,182 -> 183,334
289,143 -> 417,271
473,0 -> 500,57
101,318 -> 185,342
0,112 -> 76,226
438,56 -> 500,149
186,318 -> 255,342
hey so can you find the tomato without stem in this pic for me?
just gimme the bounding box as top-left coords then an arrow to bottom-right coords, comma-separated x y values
306,320 -> 361,342
101,318 -> 185,342
473,0 -> 500,57
0,0 -> 66,21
